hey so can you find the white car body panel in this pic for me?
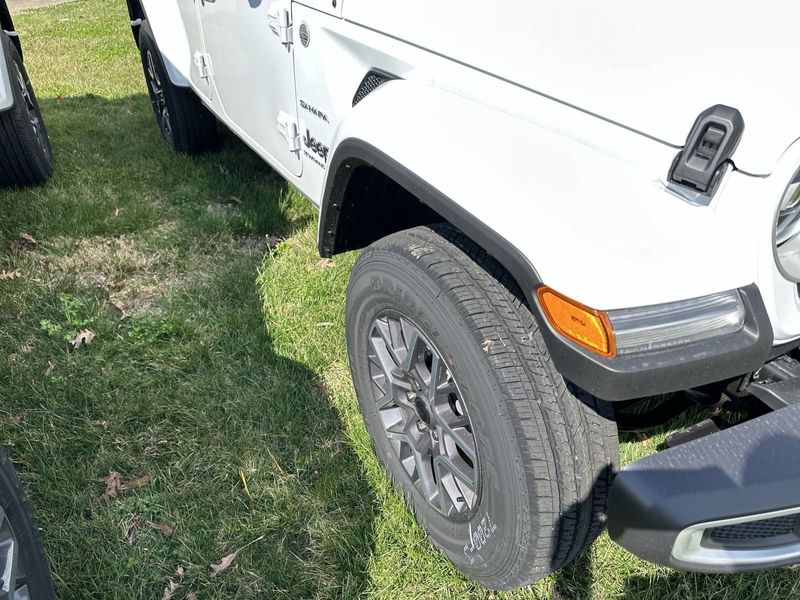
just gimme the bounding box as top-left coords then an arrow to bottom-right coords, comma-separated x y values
139,0 -> 192,88
334,81 -> 756,311
0,40 -> 13,112
141,1 -> 800,346
295,0 -> 343,18
345,0 -> 800,176
197,0 -> 302,175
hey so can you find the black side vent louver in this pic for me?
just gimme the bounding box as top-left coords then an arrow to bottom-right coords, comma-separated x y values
352,70 -> 396,107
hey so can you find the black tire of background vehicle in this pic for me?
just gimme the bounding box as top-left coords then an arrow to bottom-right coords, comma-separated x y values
346,224 -> 619,590
0,33 -> 53,187
137,21 -> 218,154
0,446 -> 56,599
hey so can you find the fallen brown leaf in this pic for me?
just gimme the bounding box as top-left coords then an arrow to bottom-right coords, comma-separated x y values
93,472 -> 150,506
110,299 -> 127,318
161,580 -> 179,600
210,552 -> 237,577
122,475 -> 151,491
148,521 -> 174,537
266,235 -> 282,249
9,240 -> 21,255
19,233 -> 37,247
209,535 -> 265,577
93,471 -> 122,505
161,570 -> 185,600
44,361 -> 55,376
0,270 -> 20,281
315,258 -> 335,270
69,329 -> 95,349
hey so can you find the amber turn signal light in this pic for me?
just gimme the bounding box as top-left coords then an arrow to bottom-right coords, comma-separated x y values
537,287 -> 615,358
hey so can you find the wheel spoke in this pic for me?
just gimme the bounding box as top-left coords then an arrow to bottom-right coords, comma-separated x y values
373,320 -> 403,371
433,455 -> 477,514
399,325 -> 421,371
437,414 -> 476,463
369,331 -> 400,382
427,352 -> 441,398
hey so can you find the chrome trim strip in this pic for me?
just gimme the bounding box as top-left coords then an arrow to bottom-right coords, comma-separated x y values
672,506 -> 800,567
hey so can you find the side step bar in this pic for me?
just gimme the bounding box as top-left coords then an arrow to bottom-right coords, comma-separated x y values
607,402 -> 800,572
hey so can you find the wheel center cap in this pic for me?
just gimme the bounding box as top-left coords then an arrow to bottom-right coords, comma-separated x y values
414,398 -> 431,425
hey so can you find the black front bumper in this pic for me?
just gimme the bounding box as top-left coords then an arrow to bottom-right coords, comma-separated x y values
607,401 -> 800,572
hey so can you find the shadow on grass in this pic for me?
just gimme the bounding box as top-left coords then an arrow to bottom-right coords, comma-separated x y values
1,93 -> 378,598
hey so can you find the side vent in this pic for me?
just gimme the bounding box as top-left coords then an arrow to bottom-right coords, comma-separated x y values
352,70 -> 396,107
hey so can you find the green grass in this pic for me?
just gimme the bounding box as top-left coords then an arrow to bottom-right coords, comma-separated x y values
1,1 -> 799,598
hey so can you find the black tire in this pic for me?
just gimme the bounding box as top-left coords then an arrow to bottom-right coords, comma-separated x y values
137,22 -> 218,154
0,33 -> 53,187
0,447 -> 56,599
346,224 -> 619,590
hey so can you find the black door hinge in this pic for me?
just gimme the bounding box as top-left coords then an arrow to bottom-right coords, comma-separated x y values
669,105 -> 745,195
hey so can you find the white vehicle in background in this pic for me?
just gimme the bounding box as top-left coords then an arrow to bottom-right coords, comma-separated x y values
126,0 -> 800,589
0,0 -> 51,187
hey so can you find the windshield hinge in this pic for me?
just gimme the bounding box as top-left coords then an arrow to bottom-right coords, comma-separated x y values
669,105 -> 744,195
268,5 -> 293,47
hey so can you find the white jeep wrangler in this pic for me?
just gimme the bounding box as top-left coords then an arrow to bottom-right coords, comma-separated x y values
126,0 -> 800,589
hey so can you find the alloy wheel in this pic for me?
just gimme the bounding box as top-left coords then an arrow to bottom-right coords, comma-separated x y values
367,313 -> 479,518
145,50 -> 172,142
0,503 -> 28,600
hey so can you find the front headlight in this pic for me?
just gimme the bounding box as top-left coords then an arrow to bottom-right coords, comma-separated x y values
608,290 -> 745,355
538,287 -> 746,357
775,169 -> 800,281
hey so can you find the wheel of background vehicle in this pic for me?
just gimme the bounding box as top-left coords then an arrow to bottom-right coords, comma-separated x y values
0,447 -> 56,599
346,224 -> 619,590
0,33 -> 53,187
137,21 -> 218,154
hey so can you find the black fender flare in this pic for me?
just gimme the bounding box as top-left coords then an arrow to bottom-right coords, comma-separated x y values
318,138 -> 542,308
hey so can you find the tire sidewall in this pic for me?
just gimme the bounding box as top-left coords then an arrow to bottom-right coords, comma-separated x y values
346,244 -> 538,583
1,32 -> 53,178
0,449 -> 55,599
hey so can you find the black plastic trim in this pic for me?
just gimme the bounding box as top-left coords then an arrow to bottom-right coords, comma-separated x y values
125,0 -> 145,45
322,140 -> 774,402
320,138 -> 542,300
534,284 -> 773,401
669,104 -> 745,194
607,402 -> 800,572
0,0 -> 13,33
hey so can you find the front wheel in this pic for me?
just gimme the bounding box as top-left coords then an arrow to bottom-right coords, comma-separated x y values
345,225 -> 619,589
